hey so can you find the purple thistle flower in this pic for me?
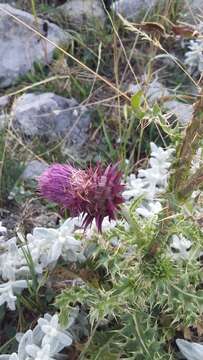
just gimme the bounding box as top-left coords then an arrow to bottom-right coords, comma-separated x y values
38,163 -> 125,232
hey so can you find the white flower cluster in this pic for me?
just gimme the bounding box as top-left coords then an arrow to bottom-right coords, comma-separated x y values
0,218 -> 84,310
84,216 -> 128,241
0,234 -> 28,310
169,234 -> 192,260
176,338 -> 203,360
26,216 -> 85,274
123,142 -> 174,217
191,147 -> 203,174
185,39 -> 203,74
0,311 -> 76,360
0,221 -> 7,241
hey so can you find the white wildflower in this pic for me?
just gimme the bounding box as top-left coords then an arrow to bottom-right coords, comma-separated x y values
176,339 -> 203,360
169,234 -> 192,260
0,353 -> 19,360
191,147 -> 203,174
1,330 -> 34,360
17,330 -> 34,360
150,142 -> 174,168
124,142 -> 174,217
84,216 -> 128,240
88,217 -> 118,233
26,344 -> 55,360
26,227 -> 60,271
138,167 -> 167,196
136,201 -> 162,218
0,238 -> 28,281
123,175 -> 146,201
0,310 -> 76,359
0,280 -> 28,310
0,222 -> 7,235
138,143 -> 173,195
25,216 -> 84,274
185,39 -> 203,73
56,217 -> 84,262
0,222 -> 7,246
38,313 -> 72,354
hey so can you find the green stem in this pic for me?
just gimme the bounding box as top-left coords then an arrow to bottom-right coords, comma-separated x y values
31,0 -> 38,24
133,314 -> 150,356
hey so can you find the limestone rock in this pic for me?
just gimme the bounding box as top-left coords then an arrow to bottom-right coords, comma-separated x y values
0,96 -> 10,110
165,100 -> 193,126
128,78 -> 169,105
111,0 -> 158,20
12,92 -> 91,149
183,0 -> 203,22
0,4 -> 70,88
58,0 -> 106,26
21,160 -> 48,182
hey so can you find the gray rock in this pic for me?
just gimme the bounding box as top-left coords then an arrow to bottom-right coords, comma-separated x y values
128,78 -> 193,125
0,4 -> 70,88
21,160 -> 48,181
112,0 -> 159,19
183,0 -> 203,21
12,92 -> 91,148
165,100 -> 193,126
128,78 -> 169,105
58,0 -> 106,26
0,95 -> 10,110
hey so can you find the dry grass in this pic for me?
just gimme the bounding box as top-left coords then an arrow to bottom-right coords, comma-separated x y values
0,0 -> 201,201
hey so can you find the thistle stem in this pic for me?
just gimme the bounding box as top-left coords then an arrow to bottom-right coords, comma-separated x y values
172,91 -> 203,198
178,165 -> 203,198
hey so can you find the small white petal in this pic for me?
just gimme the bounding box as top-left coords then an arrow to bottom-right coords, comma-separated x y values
176,339 -> 203,360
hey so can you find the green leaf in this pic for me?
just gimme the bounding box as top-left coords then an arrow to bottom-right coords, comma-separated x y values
131,90 -> 143,111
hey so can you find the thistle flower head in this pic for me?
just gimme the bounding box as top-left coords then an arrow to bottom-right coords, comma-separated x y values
38,163 -> 124,232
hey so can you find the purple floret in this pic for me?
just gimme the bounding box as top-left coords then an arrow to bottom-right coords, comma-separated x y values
38,163 -> 125,232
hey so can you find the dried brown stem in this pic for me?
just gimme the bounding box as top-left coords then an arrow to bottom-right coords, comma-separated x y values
178,165 -> 203,198
173,92 -> 203,194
